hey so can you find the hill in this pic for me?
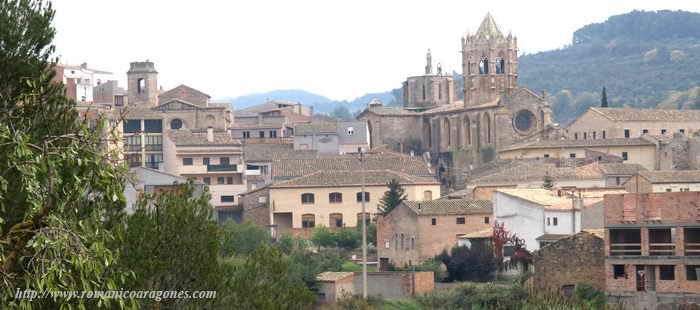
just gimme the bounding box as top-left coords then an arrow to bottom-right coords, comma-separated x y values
517,10 -> 700,124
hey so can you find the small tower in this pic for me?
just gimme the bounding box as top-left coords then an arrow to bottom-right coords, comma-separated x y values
127,61 -> 158,106
462,13 -> 518,106
402,50 -> 454,109
425,49 -> 433,75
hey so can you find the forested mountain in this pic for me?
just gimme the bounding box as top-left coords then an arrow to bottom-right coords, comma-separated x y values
518,10 -> 700,124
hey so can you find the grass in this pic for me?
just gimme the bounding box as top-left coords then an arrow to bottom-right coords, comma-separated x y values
341,261 -> 378,272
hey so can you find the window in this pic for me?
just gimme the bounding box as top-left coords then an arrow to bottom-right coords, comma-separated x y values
226,177 -> 234,184
170,119 -> 183,129
126,154 -> 142,167
613,265 -> 626,279
624,129 -> 630,138
431,218 -> 437,225
602,130 -> 606,139
356,192 -> 370,202
258,131 -> 265,138
660,265 -> 675,280
182,158 -> 193,166
329,192 -> 343,203
220,196 -> 234,203
124,135 -> 142,151
302,214 -> 315,228
301,193 -> 315,204
642,129 -> 648,134
622,152 -> 628,161
137,78 -> 145,94
484,217 -> 490,224
593,132 -> 597,139
220,157 -> 230,165
686,265 -> 699,281
561,285 -> 575,297
144,119 -> 162,133
574,133 -> 578,140
242,131 -> 250,139
661,129 -> 667,135
411,237 -> 415,250
616,177 -> 621,185
329,213 -> 343,228
145,154 -> 162,169
385,240 -> 390,249
666,188 -> 672,192
144,135 -> 162,151
680,129 -> 686,134
347,127 -> 355,135
553,217 -> 558,226
203,158 -> 210,165
456,217 -> 466,224
203,177 -> 210,185
217,177 -> 225,184
423,190 -> 433,200
569,153 -> 576,158
547,218 -> 551,226
583,132 -> 587,139
269,130 -> 277,138
357,213 -> 370,226
123,120 -> 142,133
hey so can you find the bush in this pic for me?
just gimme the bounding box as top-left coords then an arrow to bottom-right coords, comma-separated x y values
220,220 -> 271,256
435,245 -> 497,282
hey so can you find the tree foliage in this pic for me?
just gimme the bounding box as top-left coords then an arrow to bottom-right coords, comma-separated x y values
378,179 -> 407,216
220,219 -> 271,256
435,245 -> 497,282
492,221 -> 526,270
0,0 -> 134,308
542,173 -> 555,190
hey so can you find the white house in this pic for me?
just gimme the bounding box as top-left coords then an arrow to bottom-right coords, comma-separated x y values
493,188 -> 625,251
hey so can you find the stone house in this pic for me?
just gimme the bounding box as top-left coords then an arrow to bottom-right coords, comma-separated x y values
231,101 -> 311,141
241,143 -> 318,191
316,271 -> 434,302
624,170 -> 700,193
377,199 -> 492,267
532,231 -> 605,294
493,188 -> 626,251
565,107 -> 700,141
604,192 -> 700,309
293,120 -> 370,154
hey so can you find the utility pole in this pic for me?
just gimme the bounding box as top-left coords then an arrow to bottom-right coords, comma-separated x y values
359,147 -> 368,299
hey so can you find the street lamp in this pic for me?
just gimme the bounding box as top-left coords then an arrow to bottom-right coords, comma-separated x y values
356,147 -> 368,299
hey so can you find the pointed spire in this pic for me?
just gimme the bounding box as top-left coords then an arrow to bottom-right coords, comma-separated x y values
476,12 -> 503,39
601,86 -> 609,108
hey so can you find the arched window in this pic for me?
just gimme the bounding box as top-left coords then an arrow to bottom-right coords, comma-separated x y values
495,57 -> 505,74
422,84 -> 426,101
346,127 -> 355,135
464,116 -> 471,145
423,190 -> 433,200
170,119 -> 183,130
444,118 -> 451,147
137,78 -> 145,94
479,57 -> 489,74
302,214 -> 315,228
357,212 -> 371,226
438,81 -> 442,100
329,213 -> 343,228
329,192 -> 343,203
467,62 -> 471,75
483,113 -> 491,144
301,193 -> 315,204
356,192 -> 370,202
424,118 -> 432,148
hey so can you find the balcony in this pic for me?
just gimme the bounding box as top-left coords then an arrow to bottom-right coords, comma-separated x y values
207,164 -> 238,172
686,228 -> 700,256
610,229 -> 642,256
649,228 -> 675,256
145,162 -> 161,170
145,144 -> 162,152
124,145 -> 142,152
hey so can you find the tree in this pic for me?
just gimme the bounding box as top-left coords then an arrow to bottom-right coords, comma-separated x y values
542,172 -> 555,190
435,245 -> 497,282
378,179 -> 407,216
116,180 -> 220,309
1,0 -> 134,308
330,105 -> 353,120
601,86 -> 609,108
220,219 -> 271,256
492,221 -> 526,270
219,246 -> 315,309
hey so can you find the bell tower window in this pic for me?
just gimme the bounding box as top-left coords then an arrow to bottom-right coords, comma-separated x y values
496,58 -> 505,74
137,78 -> 145,94
479,57 -> 489,74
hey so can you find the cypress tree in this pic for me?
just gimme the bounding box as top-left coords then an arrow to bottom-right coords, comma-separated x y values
601,86 -> 609,107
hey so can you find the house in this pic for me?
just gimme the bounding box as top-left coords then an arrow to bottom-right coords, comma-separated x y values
604,192 -> 700,309
163,128 -> 245,222
54,62 -> 113,103
124,167 -> 206,214
624,170 -> 700,193
532,231 -> 605,294
565,107 -> 700,140
293,120 -> 371,154
241,168 -> 440,238
231,101 -> 312,141
498,138 -> 658,171
316,271 -> 434,302
377,199 -> 492,267
493,188 -> 626,251
241,143 -> 318,190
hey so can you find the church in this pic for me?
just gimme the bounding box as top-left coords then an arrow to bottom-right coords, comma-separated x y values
358,13 -> 558,186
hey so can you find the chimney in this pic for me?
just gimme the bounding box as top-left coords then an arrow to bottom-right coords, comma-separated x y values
207,127 -> 214,143
80,62 -> 87,69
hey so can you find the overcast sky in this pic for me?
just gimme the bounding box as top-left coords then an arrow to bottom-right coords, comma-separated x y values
51,1 -> 699,101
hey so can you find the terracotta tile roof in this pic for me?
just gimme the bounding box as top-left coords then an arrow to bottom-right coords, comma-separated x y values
535,234 -> 571,241
403,199 -> 492,216
495,188 -> 626,211
363,106 -> 421,116
500,138 -> 654,152
598,163 -> 647,176
638,170 -> 700,184
295,122 -> 338,135
243,143 -> 318,162
167,130 -> 241,146
317,272 -> 354,282
591,107 -> 700,122
469,162 -> 605,185
272,155 -> 434,180
271,170 -> 439,188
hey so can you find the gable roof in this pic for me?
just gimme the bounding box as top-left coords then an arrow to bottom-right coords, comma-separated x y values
496,188 -> 627,211
271,169 -> 438,188
167,130 -> 241,146
590,107 -> 700,122
272,154 -> 434,181
159,84 -> 210,100
638,170 -> 700,184
243,143 -> 318,162
500,138 -> 654,152
403,199 -> 492,216
598,163 -> 647,176
469,161 -> 605,185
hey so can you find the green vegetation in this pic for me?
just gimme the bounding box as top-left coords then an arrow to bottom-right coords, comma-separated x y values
435,246 -> 497,282
378,179 -> 407,216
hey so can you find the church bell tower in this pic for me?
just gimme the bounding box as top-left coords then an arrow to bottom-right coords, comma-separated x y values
461,13 -> 518,106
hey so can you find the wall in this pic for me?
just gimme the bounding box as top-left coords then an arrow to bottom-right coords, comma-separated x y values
500,145 -> 657,171
241,187 -> 271,227
377,205 -> 420,267
544,209 -> 581,236
651,183 -> 700,193
532,232 -> 605,293
581,201 -> 604,229
493,192 -> 545,251
417,212 -> 492,263
351,272 -> 434,300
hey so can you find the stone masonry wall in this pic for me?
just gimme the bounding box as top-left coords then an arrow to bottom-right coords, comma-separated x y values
241,187 -> 270,227
532,232 -> 606,293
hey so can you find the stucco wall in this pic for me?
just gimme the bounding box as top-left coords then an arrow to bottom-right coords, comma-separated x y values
499,145 -> 657,171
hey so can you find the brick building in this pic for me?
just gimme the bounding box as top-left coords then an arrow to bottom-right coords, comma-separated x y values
377,199 -> 492,267
624,170 -> 700,193
532,231 -> 605,294
604,192 -> 700,309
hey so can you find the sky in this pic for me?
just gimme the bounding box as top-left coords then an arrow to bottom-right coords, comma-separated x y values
51,0 -> 700,101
